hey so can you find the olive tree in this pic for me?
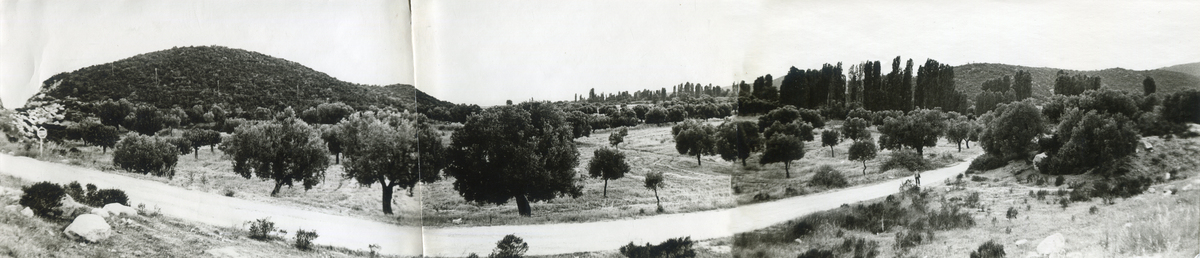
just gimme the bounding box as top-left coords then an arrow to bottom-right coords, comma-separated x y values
588,147 -> 629,198
979,100 -> 1043,161
821,130 -> 840,157
220,116 -> 331,196
644,171 -> 665,211
840,117 -> 871,141
337,111 -> 444,214
848,140 -> 878,175
760,134 -> 805,178
445,103 -> 582,216
609,127 -> 628,148
715,120 -> 762,166
672,120 -> 715,166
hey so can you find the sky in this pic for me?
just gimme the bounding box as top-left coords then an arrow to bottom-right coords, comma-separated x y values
3,1 -> 1198,108
0,0 -> 412,109
417,0 -> 1200,105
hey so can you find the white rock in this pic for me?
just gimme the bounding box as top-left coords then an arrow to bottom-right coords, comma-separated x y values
1148,187 -> 1156,193
1014,239 -> 1028,246
91,208 -> 111,218
452,218 -> 463,224
4,204 -> 19,211
63,214 -> 112,242
21,207 -> 34,217
1037,232 -> 1066,255
103,203 -> 138,216
1124,223 -> 1133,228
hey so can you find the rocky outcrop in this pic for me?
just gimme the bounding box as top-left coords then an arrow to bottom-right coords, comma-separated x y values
1036,232 -> 1066,256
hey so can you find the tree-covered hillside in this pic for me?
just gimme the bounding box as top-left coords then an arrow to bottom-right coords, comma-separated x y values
24,46 -> 449,112
954,63 -> 1200,98
1161,62 -> 1200,79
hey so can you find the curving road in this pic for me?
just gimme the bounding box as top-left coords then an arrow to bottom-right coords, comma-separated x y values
1,153 -> 975,257
0,154 -> 423,256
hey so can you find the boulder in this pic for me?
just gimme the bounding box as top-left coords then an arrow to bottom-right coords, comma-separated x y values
55,195 -> 92,220
1033,153 -> 1048,164
1036,232 -> 1066,255
104,203 -> 138,217
63,214 -> 112,242
21,207 -> 34,217
91,208 -> 111,218
1014,239 -> 1028,246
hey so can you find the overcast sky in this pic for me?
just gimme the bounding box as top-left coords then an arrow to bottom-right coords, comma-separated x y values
0,0 -> 412,108
3,1 -> 1198,108
417,0 -> 1200,106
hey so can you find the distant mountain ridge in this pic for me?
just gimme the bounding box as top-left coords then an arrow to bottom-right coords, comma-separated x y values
953,63 -> 1200,98
769,62 -> 1200,100
24,46 -> 450,112
1160,62 -> 1200,78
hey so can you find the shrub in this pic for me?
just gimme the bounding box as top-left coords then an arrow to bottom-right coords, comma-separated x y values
796,249 -> 835,258
294,229 -> 319,250
893,230 -> 925,250
923,206 -> 975,230
247,217 -> 279,241
113,134 -> 179,177
1035,190 -> 1049,200
968,153 -> 1008,172
880,150 -> 930,172
810,165 -> 848,188
19,182 -> 65,218
1054,175 -> 1065,186
968,240 -> 1005,258
971,175 -> 988,182
89,189 -> 129,207
786,220 -> 817,240
490,234 -> 529,258
1006,207 -> 1019,220
619,237 -> 696,258
64,181 -> 86,203
838,237 -> 880,258
1089,206 -> 1099,214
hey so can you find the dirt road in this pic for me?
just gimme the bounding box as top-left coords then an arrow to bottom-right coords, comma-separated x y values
2,153 -> 975,257
0,154 -> 423,256
424,156 -> 976,256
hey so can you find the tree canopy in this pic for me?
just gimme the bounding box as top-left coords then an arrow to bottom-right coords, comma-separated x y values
588,147 -> 629,198
220,115 -> 331,196
445,103 -> 582,216
336,111 -> 444,214
715,120 -> 762,166
877,109 -> 946,155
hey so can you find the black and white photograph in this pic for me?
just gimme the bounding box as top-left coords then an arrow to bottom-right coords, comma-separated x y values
2,0 -> 1199,257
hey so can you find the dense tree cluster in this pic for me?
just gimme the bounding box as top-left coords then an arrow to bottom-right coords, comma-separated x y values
877,109 -> 947,156
977,100 -> 1043,161
1053,71 -> 1102,96
578,82 -> 731,103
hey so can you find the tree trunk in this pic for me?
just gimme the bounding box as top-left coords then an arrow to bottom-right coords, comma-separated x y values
652,188 -> 661,207
784,161 -> 791,178
830,146 -> 836,157
916,146 -> 923,156
965,140 -> 970,149
335,153 -> 340,164
211,145 -> 215,153
862,160 -> 867,175
103,146 -> 107,154
603,179 -> 608,198
195,148 -> 200,159
696,155 -> 702,166
515,195 -> 532,217
271,181 -> 284,196
741,158 -> 746,167
381,182 -> 394,214
957,142 -> 962,152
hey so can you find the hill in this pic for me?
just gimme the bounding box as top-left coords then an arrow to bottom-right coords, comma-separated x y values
23,46 -> 450,112
953,63 -> 1200,98
1161,62 -> 1200,78
767,62 -> 1200,102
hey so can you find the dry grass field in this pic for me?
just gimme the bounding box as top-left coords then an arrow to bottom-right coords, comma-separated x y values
421,121 -> 737,227
731,136 -> 1200,258
733,119 -> 985,204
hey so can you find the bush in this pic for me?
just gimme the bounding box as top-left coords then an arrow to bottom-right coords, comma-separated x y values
838,237 -> 879,258
64,181 -> 86,204
1089,206 -> 1099,214
810,165 -> 848,188
19,182 -> 65,218
971,175 -> 988,182
618,237 -> 696,258
893,230 -> 925,250
967,154 -> 1007,172
1054,175 -> 1065,186
968,240 -> 1005,258
796,249 -> 835,258
490,234 -> 529,258
880,150 -> 930,172
247,217 -> 279,241
113,134 -> 179,177
786,220 -> 817,240
1005,207 -> 1019,220
294,229 -> 319,250
89,189 -> 129,207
